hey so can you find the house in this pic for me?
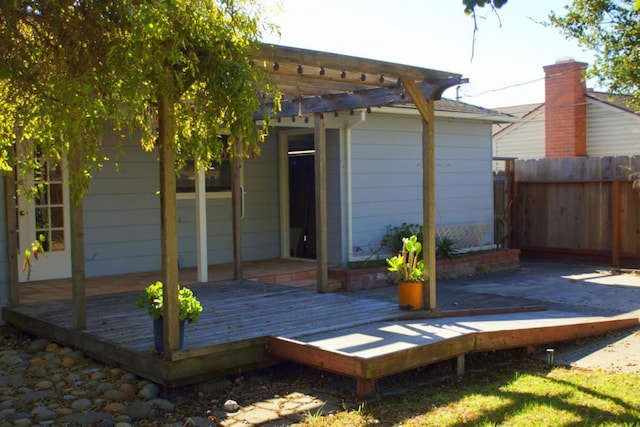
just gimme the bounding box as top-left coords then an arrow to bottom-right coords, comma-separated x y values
493,59 -> 640,164
1,45 -> 511,324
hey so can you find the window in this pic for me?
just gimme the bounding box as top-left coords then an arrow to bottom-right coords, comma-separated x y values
176,159 -> 232,195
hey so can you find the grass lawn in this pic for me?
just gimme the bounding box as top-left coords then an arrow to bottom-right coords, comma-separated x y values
300,359 -> 640,426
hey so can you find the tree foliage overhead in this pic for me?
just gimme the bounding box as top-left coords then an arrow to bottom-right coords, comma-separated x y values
462,0 -> 509,15
0,0 -> 279,201
549,0 -> 640,111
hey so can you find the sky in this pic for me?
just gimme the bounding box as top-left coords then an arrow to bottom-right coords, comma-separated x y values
259,0 -> 595,109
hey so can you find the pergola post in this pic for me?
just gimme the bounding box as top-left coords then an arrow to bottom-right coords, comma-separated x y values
232,137 -> 243,280
4,171 -> 18,308
158,92 -> 180,357
314,114 -> 328,293
69,142 -> 86,330
402,79 -> 437,310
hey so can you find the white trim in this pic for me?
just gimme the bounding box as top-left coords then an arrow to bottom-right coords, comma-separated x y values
343,111 -> 366,262
195,165 -> 208,282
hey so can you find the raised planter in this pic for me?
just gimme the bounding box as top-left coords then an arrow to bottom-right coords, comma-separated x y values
329,249 -> 520,291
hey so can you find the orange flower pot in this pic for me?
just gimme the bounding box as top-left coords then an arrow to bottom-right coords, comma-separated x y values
398,280 -> 424,310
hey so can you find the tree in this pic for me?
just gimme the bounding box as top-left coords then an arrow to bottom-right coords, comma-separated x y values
549,0 -> 640,111
463,0 -> 509,14
0,0 -> 279,340
0,0 -> 278,201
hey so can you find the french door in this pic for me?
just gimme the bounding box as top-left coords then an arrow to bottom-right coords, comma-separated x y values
16,159 -> 71,282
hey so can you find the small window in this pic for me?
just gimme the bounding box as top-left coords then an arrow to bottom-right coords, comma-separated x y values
176,159 -> 231,194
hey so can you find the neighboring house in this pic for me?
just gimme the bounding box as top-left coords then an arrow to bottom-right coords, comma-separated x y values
0,98 -> 509,291
493,59 -> 640,166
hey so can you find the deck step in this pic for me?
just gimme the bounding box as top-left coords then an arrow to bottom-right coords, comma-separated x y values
267,312 -> 640,397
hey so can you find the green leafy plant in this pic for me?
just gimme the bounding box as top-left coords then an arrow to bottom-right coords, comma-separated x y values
136,281 -> 203,323
381,223 -> 423,255
386,235 -> 427,282
21,234 -> 47,280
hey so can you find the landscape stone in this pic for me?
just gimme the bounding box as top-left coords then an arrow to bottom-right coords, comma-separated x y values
125,401 -> 151,420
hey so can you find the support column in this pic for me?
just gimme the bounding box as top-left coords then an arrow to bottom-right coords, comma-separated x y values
314,114 -> 328,293
232,138 -> 243,280
69,142 -> 86,330
158,92 -> 180,357
195,164 -> 208,282
4,171 -> 18,308
402,79 -> 437,310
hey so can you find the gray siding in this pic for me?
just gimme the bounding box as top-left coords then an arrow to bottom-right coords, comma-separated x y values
235,132 -> 280,261
0,176 -> 7,321
586,99 -> 640,157
84,128 -> 281,277
493,107 -> 545,162
350,113 -> 494,256
83,130 -> 161,277
176,132 -> 281,267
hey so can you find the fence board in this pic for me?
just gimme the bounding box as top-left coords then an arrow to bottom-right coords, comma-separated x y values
513,156 -> 640,266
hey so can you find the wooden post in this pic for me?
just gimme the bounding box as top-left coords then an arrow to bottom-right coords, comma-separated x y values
158,92 -> 180,357
314,114 -> 328,293
356,379 -> 376,397
612,180 -> 622,267
69,142 -> 86,330
231,138 -> 243,280
456,354 -> 465,375
506,159 -> 516,249
4,171 -> 18,308
401,79 -> 437,310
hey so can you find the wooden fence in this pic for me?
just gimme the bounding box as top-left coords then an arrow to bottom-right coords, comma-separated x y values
512,156 -> 640,267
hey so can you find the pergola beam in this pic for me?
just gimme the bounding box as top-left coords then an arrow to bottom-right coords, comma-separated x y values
256,44 -> 459,83
255,80 -> 452,120
402,78 -> 437,310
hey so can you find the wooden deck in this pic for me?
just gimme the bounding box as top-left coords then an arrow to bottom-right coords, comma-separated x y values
4,270 -> 638,396
3,279 -> 418,386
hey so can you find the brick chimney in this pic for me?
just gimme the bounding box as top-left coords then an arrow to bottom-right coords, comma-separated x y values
543,59 -> 588,158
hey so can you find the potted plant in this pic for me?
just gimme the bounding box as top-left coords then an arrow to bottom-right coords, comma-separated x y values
136,281 -> 203,352
386,234 -> 427,310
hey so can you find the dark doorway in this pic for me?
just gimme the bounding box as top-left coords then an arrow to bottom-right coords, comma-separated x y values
288,135 -> 315,259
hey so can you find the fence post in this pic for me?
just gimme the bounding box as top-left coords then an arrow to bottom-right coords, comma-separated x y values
506,159 -> 516,249
612,180 -> 622,267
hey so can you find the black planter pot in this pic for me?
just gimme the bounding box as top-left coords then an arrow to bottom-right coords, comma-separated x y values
153,318 -> 186,353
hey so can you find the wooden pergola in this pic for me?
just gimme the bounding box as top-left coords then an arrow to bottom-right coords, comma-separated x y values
5,44 -> 465,359
252,43 -> 463,291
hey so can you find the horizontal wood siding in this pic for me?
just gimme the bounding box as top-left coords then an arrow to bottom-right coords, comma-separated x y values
350,114 -> 494,256
515,156 -> 640,265
176,133 -> 281,266
493,107 -> 545,161
586,98 -> 640,157
83,129 -> 161,277
177,199 -> 233,266
236,132 -> 280,261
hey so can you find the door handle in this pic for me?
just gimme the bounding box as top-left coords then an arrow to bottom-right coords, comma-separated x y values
19,210 -> 26,216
